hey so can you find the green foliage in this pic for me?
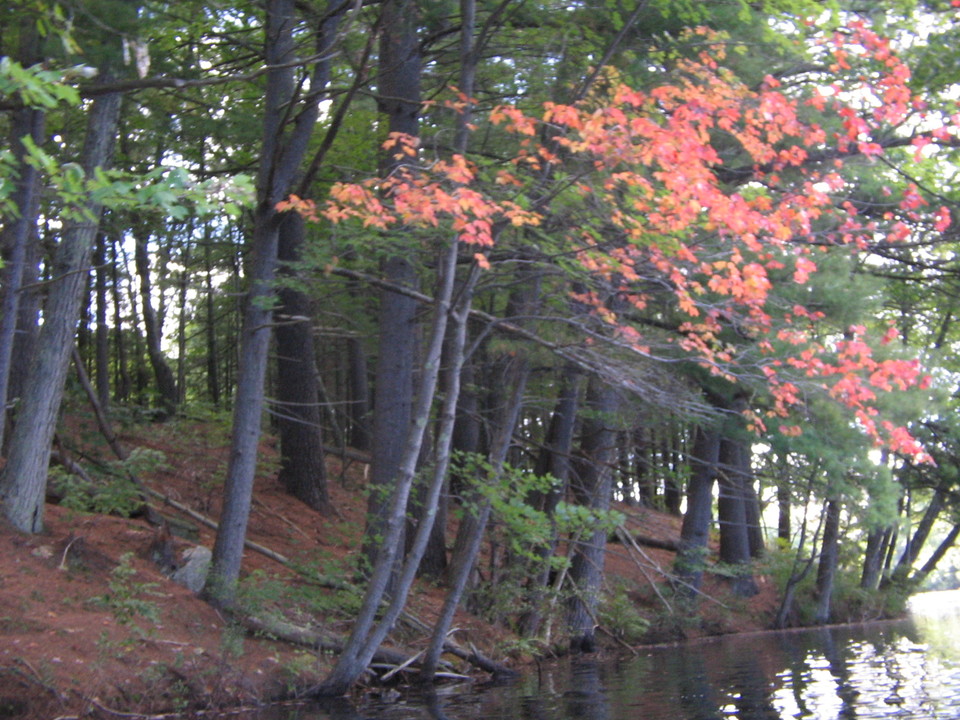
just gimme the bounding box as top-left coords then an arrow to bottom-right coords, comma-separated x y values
53,447 -> 168,517
238,556 -> 364,623
0,55 -> 82,108
598,582 -> 651,643
91,552 -> 161,630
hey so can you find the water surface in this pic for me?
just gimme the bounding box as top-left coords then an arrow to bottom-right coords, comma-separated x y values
277,593 -> 960,720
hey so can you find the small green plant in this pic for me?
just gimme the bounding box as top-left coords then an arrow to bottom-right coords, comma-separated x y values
91,552 -> 161,631
219,621 -> 246,659
53,447 -> 169,517
598,583 -> 650,643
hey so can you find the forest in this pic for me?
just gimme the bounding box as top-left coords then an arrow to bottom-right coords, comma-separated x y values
3,0 -> 960,700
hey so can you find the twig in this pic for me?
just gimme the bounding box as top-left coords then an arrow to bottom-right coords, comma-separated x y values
380,649 -> 424,681
615,526 -> 674,613
58,534 -> 81,571
252,497 -> 311,539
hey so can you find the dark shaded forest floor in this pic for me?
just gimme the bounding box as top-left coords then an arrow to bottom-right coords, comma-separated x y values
0,416 -> 780,718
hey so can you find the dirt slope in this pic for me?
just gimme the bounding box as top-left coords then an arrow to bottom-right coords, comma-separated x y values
0,419 -> 778,717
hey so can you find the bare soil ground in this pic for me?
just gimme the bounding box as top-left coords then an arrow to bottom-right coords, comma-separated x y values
0,417 -> 778,718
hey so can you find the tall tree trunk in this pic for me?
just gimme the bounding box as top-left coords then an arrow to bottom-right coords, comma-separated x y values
663,425 -> 683,516
363,0 -> 422,573
0,90 -> 122,532
346,335 -> 371,450
860,526 -> 887,590
888,478 -> 949,586
175,234 -> 191,405
309,207 -> 473,699
567,378 -> 621,652
111,241 -> 132,403
675,425 -> 721,593
519,366 -> 581,638
814,497 -> 841,624
909,523 -> 960,588
94,231 -> 111,411
716,436 -> 759,597
0,23 -> 45,447
777,454 -> 792,543
202,228 -> 220,406
423,343 -> 526,680
274,211 -> 330,512
134,227 -> 178,417
206,0 -> 344,604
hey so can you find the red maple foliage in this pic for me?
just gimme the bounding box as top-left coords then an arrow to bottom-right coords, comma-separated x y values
287,23 -> 947,463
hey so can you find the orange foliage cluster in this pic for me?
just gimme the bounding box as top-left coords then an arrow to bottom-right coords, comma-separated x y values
285,24 -> 950,462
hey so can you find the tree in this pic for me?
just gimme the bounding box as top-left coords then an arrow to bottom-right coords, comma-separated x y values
1,88 -> 122,531
205,0 -> 346,603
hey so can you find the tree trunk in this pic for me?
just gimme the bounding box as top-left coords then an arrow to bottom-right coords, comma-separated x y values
717,435 -> 759,596
346,335 -> 371,450
175,234 -> 191,405
309,206 -> 472,699
206,0 -> 344,604
860,527 -> 887,590
203,229 -> 220,406
663,425 -> 683,516
274,210 -> 330,512
519,366 -> 581,638
777,456 -> 791,543
134,227 -> 178,417
675,425 -> 721,593
909,523 -> 960,588
567,378 -> 621,652
423,343 -> 526,680
363,0 -> 422,573
0,24 -> 45,447
814,498 -> 841,624
0,90 -> 122,532
94,231 -> 112,411
888,478 -> 949,586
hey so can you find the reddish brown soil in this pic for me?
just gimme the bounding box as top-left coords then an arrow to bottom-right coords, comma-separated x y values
0,418 -> 778,718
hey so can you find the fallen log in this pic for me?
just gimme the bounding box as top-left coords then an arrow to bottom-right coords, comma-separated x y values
633,534 -> 680,552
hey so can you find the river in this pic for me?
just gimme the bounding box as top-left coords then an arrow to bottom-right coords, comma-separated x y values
275,591 -> 960,719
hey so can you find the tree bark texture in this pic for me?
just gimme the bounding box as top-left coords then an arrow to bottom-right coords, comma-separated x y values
364,0 -> 422,572
275,211 -> 330,512
133,227 -> 178,417
0,90 -> 122,532
207,0 -> 344,603
566,378 -> 621,652
815,497 -> 842,624
717,436 -> 758,597
0,21 -> 46,449
675,425 -> 721,593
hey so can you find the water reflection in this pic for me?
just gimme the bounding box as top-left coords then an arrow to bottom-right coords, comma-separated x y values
278,601 -> 960,720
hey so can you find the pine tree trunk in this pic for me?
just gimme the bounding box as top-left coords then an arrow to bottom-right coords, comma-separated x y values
206,0 -> 344,604
815,497 -> 841,624
519,366 -> 581,638
567,378 -> 621,652
363,0 -> 422,571
0,25 -> 45,447
0,90 -> 122,532
716,437 -> 758,597
203,230 -> 220,406
860,527 -> 887,590
94,232 -> 111,411
910,523 -> 960,587
134,227 -> 178,417
675,425 -> 721,593
889,478 -> 948,586
275,211 -> 329,512
423,345 -> 526,679
110,242 -> 132,403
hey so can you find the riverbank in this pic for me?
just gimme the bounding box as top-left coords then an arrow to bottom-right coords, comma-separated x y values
0,417 -> 782,718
